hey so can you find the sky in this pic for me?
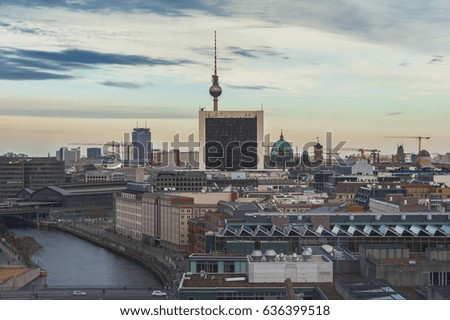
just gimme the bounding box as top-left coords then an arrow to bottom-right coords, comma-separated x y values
0,0 -> 449,157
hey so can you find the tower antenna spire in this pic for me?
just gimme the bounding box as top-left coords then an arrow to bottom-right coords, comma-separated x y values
209,30 -> 222,111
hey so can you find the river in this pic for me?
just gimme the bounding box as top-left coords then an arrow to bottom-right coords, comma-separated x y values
12,227 -> 162,289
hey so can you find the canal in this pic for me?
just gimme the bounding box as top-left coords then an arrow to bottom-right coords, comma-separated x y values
12,227 -> 162,289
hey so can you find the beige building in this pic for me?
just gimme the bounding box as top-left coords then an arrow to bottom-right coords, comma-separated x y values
114,167 -> 146,183
115,191 -> 143,240
142,194 -> 217,252
115,190 -> 237,252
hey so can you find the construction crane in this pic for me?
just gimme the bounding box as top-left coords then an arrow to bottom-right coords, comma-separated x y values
384,136 -> 430,162
341,148 -> 381,163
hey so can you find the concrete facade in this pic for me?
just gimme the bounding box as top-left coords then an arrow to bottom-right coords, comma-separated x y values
359,244 -> 450,287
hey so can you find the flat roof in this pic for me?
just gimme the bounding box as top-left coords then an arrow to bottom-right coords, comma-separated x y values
180,273 -> 344,299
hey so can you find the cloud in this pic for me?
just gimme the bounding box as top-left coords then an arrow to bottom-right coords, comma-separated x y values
228,46 -> 285,59
0,48 -> 195,81
0,0 -> 223,16
101,81 -> 146,89
16,48 -> 193,66
0,51 -> 75,80
385,112 -> 403,117
228,84 -> 281,91
428,55 -> 445,64
0,20 -> 41,34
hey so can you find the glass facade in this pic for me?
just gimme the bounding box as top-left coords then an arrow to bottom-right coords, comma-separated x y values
205,117 -> 258,170
132,128 -> 151,165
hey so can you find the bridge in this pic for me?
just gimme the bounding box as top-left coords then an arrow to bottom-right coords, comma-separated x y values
0,287 -> 169,300
0,202 -> 58,219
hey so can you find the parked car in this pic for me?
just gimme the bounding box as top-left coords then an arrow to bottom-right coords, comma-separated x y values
72,290 -> 87,296
151,290 -> 166,297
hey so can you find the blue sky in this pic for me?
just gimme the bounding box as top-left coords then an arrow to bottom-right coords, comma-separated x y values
0,0 -> 449,156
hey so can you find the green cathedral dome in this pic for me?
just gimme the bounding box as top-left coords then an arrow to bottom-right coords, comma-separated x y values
271,131 -> 293,158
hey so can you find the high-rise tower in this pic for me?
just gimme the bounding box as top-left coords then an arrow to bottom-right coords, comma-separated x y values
209,31 -> 222,111
132,125 -> 152,166
199,32 -> 264,171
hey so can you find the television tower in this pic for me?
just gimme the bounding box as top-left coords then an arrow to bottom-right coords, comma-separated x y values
209,31 -> 222,111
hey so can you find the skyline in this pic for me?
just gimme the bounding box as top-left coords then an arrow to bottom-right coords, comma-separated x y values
1,1 -> 450,156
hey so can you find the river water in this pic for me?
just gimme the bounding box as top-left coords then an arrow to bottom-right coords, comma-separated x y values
12,227 -> 162,289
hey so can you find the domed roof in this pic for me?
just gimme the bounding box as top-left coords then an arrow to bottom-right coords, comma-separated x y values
271,131 -> 293,156
418,149 -> 430,157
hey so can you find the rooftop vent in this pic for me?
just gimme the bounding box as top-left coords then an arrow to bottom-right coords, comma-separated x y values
264,249 -> 277,262
250,250 -> 263,262
301,248 -> 312,262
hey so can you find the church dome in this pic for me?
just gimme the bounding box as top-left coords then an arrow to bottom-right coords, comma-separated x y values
271,131 -> 293,158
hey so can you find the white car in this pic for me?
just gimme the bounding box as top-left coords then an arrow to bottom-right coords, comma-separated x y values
72,290 -> 87,296
151,290 -> 166,297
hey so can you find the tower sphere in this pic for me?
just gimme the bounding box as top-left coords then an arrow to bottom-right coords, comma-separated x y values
209,84 -> 222,98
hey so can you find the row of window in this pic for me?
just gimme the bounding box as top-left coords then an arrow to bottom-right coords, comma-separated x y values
158,177 -> 205,182
195,261 -> 236,273
159,182 -> 205,186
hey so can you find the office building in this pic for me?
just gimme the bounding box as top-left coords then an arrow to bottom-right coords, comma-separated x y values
87,147 -> 102,159
56,147 -> 81,166
132,126 -> 151,165
203,211 -> 450,254
0,156 -> 65,201
199,110 -> 264,171
151,169 -> 206,192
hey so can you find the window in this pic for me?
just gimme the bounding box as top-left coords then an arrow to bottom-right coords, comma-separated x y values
224,262 -> 235,273
196,261 -> 218,273
424,272 -> 450,286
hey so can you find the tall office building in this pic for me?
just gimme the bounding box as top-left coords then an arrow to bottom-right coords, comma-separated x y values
55,147 -> 80,166
87,147 -> 102,159
132,126 -> 152,165
199,32 -> 264,171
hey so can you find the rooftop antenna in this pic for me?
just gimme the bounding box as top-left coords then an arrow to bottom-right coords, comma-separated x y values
209,31 -> 222,111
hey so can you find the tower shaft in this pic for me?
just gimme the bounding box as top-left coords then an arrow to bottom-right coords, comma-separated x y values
209,31 -> 222,111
